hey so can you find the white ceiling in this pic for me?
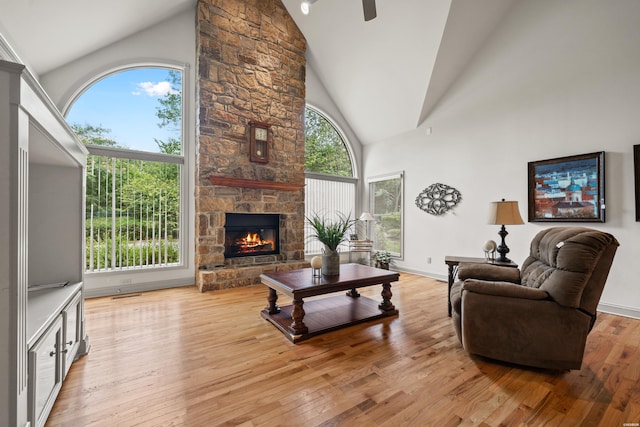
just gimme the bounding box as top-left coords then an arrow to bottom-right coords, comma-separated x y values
0,0 -> 195,74
0,0 -> 516,145
282,0 -> 453,144
280,0 -> 518,144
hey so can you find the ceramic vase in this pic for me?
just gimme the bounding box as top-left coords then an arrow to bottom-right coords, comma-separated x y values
321,247 -> 340,276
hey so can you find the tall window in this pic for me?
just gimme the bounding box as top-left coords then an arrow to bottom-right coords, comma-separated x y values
369,172 -> 404,258
66,67 -> 185,272
304,107 -> 356,254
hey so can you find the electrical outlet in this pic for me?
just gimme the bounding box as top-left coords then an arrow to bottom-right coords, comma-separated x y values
426,257 -> 432,264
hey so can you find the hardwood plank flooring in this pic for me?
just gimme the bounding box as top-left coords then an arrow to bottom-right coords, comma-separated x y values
46,273 -> 640,426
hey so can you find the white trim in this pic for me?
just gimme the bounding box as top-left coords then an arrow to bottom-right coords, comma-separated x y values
0,31 -> 25,68
83,277 -> 194,298
597,302 -> 640,320
86,145 -> 184,164
394,266 -> 447,283
304,171 -> 357,184
368,170 -> 404,183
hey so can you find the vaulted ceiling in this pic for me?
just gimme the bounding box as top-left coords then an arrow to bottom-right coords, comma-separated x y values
0,0 -> 195,75
0,0 -> 516,145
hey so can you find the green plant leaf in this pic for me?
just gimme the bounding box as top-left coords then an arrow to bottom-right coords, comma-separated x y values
306,211 -> 355,252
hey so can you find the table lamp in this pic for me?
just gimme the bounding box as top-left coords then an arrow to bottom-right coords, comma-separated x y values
488,199 -> 524,263
358,212 -> 374,241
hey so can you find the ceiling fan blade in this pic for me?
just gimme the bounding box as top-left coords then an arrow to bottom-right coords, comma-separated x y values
362,0 -> 377,21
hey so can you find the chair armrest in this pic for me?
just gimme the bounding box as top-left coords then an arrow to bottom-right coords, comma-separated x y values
458,263 -> 521,283
462,279 -> 549,300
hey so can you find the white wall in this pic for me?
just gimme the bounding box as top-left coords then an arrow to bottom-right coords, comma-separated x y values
363,0 -> 640,317
305,64 -> 364,186
40,9 -> 197,296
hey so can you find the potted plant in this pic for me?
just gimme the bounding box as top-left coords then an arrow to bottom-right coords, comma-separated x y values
373,250 -> 391,270
306,212 -> 355,276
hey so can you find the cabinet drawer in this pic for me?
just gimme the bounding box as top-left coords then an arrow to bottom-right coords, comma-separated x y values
29,315 -> 63,427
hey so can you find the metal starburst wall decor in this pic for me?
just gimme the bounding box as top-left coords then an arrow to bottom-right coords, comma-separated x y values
415,183 -> 462,216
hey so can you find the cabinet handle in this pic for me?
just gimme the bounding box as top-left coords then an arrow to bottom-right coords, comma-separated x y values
49,349 -> 69,357
67,340 -> 73,346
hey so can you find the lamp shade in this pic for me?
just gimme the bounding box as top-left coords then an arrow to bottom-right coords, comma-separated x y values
359,212 -> 374,221
489,199 -> 524,225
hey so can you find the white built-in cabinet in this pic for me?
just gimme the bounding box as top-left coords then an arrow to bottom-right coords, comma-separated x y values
0,60 -> 89,427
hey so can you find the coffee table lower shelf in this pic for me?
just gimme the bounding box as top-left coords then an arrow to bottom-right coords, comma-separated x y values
261,294 -> 398,343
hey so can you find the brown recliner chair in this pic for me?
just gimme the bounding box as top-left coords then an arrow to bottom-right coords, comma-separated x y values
450,227 -> 619,370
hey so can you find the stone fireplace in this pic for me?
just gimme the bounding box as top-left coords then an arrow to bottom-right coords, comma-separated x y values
195,0 -> 308,291
224,213 -> 279,259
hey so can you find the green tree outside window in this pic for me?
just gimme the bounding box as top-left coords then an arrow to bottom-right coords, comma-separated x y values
304,108 -> 352,177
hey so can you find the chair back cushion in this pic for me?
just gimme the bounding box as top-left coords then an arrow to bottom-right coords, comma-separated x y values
520,227 -> 618,313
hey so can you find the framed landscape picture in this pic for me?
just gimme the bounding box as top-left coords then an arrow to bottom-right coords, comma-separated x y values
528,151 -> 605,222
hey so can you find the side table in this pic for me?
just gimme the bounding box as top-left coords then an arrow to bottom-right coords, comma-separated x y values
349,239 -> 373,265
444,256 -> 518,317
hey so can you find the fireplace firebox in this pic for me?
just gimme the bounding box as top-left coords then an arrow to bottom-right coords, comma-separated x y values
224,213 -> 280,258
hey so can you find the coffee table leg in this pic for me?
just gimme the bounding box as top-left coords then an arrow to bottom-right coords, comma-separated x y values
289,298 -> 308,334
265,288 -> 280,314
379,283 -> 396,312
346,288 -> 360,298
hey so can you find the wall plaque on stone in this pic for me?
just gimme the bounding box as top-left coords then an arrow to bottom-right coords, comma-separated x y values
249,120 -> 270,164
415,183 -> 462,216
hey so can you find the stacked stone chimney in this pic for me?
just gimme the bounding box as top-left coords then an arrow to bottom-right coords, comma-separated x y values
195,0 -> 308,291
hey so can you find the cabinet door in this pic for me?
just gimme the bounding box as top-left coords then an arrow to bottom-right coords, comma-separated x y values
29,315 -> 63,427
62,291 -> 82,377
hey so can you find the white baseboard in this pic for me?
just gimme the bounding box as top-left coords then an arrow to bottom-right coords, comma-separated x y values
597,302 -> 640,320
84,277 -> 194,298
393,266 -> 447,282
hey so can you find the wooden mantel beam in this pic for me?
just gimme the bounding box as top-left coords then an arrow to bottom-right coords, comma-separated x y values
209,176 -> 304,191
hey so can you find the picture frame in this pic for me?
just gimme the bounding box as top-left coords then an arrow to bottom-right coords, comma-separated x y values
635,145 -> 640,221
528,151 -> 605,222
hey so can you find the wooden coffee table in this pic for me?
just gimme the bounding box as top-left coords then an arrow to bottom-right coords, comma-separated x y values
260,263 -> 400,343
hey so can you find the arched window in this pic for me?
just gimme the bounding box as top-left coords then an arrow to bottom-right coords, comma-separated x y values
304,108 -> 353,177
65,67 -> 186,273
304,106 -> 357,254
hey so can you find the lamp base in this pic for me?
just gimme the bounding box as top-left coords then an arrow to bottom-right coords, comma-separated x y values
496,225 -> 511,263
495,252 -> 511,263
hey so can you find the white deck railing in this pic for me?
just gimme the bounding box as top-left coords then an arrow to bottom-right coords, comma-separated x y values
85,150 -> 182,272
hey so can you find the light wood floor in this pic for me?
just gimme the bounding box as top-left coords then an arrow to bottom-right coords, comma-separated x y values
46,273 -> 640,426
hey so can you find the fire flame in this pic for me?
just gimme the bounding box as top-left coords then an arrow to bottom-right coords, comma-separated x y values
237,232 -> 274,251
244,232 -> 261,244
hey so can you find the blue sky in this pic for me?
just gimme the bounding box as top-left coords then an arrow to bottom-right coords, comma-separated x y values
66,68 -> 180,153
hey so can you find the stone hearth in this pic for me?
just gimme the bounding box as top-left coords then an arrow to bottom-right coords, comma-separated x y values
195,0 -> 308,291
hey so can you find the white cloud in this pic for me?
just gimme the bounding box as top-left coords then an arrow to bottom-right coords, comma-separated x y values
132,81 -> 178,97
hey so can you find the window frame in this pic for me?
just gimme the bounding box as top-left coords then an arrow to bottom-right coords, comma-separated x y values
303,105 -> 357,179
368,171 -> 404,259
63,63 -> 192,291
